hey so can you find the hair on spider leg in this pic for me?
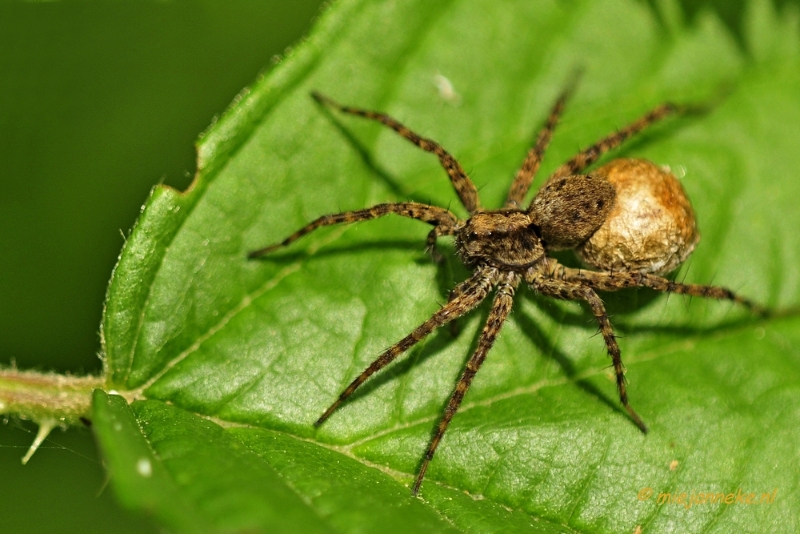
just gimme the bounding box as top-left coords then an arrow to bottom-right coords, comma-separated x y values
249,80 -> 768,495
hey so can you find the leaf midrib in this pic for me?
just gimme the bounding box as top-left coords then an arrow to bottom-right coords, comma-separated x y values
212,415 -> 583,533
160,303 -> 771,447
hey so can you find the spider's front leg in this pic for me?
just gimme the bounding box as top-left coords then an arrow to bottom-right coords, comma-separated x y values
526,272 -> 649,433
312,91 -> 483,214
248,202 -> 458,258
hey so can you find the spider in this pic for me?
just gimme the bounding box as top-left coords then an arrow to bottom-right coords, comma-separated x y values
249,82 -> 764,496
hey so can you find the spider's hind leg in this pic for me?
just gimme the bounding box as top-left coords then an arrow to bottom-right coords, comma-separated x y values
558,267 -> 767,316
545,102 -> 683,184
527,274 -> 648,433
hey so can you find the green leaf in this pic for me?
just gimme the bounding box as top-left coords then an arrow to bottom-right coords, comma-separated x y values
92,391 -> 208,534
97,0 -> 800,532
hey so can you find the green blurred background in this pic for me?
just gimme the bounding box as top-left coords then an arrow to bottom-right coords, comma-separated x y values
0,1 -> 324,531
0,0 -> 791,532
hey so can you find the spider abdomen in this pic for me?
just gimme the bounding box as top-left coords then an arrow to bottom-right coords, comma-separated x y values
576,158 -> 699,274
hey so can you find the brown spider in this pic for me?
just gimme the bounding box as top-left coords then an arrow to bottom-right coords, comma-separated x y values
249,83 -> 764,496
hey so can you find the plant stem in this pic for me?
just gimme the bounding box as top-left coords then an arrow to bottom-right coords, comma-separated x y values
0,367 -> 103,425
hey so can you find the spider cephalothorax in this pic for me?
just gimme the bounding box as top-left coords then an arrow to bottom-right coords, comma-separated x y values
249,83 -> 764,495
455,210 -> 544,268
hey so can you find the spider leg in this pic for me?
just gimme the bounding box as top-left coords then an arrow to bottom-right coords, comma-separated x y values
315,266 -> 498,427
504,81 -> 576,209
444,273 -> 473,337
557,267 -> 767,315
312,91 -> 482,214
526,273 -> 648,433
413,271 -> 520,495
544,102 -> 683,184
248,202 -> 458,258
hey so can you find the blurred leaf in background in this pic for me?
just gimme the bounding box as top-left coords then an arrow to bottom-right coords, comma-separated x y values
0,1 -> 324,532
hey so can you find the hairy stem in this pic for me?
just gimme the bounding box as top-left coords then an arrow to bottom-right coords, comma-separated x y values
0,367 -> 103,425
